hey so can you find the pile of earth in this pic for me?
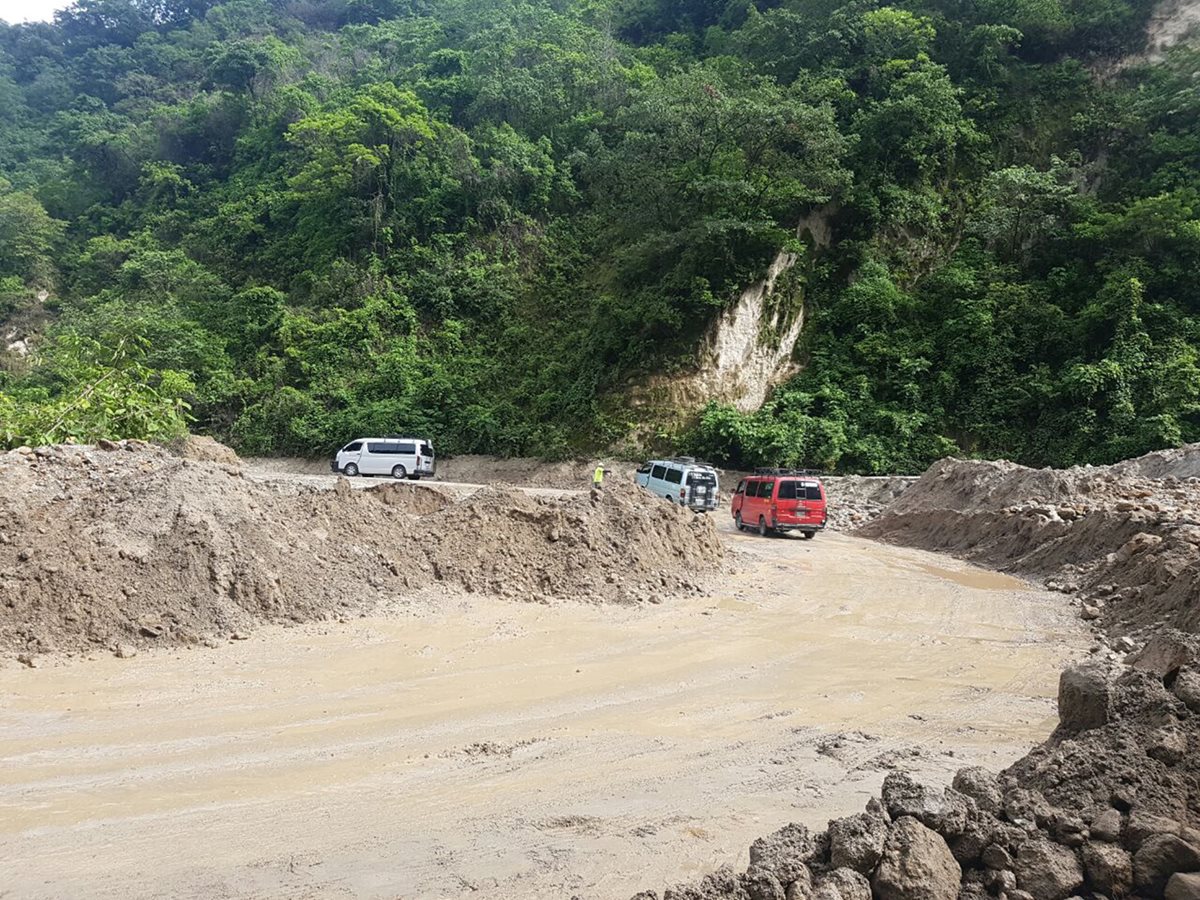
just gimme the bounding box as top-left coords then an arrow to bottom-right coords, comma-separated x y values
857,446 -> 1200,636
0,442 -> 722,659
820,476 -> 915,531
636,633 -> 1200,900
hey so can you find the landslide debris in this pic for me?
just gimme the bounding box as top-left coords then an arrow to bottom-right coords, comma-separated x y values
637,444 -> 1200,900
0,442 -> 722,657
857,445 -> 1200,636
636,637 -> 1200,900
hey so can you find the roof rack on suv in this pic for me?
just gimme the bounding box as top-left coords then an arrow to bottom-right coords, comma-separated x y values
752,467 -> 825,476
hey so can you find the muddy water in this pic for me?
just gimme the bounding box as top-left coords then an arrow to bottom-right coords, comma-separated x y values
0,528 -> 1088,899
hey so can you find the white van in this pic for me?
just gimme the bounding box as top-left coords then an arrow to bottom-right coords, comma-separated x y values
331,437 -> 436,479
635,457 -> 719,511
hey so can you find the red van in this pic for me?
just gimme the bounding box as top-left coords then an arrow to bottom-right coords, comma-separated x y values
731,470 -> 828,538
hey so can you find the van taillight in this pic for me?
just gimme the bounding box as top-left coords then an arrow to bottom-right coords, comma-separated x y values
679,488 -> 685,498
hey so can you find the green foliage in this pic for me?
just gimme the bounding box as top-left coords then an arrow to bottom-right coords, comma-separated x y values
0,331 -> 192,446
0,0 -> 1193,470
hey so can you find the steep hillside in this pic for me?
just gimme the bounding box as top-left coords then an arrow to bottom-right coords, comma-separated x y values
0,0 -> 1197,471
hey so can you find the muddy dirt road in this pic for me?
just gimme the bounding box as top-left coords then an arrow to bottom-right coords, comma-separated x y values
0,523 -> 1088,900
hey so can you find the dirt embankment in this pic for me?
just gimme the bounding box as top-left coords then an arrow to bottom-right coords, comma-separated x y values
252,453 -> 915,532
858,447 -> 1200,637
0,442 -> 722,659
640,446 -> 1200,900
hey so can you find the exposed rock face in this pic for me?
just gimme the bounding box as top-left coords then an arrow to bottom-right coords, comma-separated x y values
628,209 -> 832,425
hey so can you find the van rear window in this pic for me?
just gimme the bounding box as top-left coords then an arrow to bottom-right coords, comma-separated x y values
777,480 -> 823,500
687,472 -> 716,487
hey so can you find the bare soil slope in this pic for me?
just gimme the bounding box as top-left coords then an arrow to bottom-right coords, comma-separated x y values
0,442 -> 721,658
858,447 -> 1200,636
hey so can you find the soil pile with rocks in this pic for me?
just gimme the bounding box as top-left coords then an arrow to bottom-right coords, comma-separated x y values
821,476 -> 915,531
857,447 -> 1200,636
0,442 -> 722,658
635,633 -> 1200,900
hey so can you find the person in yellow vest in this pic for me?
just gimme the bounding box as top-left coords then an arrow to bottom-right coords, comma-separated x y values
592,464 -> 605,489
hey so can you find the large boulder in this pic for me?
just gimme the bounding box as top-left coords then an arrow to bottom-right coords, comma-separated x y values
1129,633 -> 1199,678
1089,808 -> 1123,843
1057,663 -> 1111,733
1134,834 -> 1200,895
1004,788 -> 1055,831
1167,872 -> 1200,900
880,772 -> 969,837
1172,667 -> 1200,713
827,813 -> 887,874
871,817 -> 961,900
952,767 -> 1003,816
1081,842 -> 1133,897
1013,838 -> 1084,900
745,867 -> 786,900
809,868 -> 870,900
1126,811 -> 1184,850
664,866 -> 748,900
750,823 -> 819,887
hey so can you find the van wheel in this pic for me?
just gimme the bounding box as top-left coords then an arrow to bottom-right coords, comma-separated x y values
758,516 -> 769,537
735,512 -> 744,531
392,465 -> 407,479
802,531 -> 816,540
343,463 -> 359,477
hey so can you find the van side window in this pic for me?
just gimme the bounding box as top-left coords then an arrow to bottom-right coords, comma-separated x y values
651,465 -> 667,480
777,480 -> 797,500
345,442 -> 362,452
367,443 -> 384,453
398,443 -> 416,455
760,481 -> 774,498
665,468 -> 683,484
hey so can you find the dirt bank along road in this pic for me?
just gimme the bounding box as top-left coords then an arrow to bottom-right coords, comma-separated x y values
0,509 -> 1088,899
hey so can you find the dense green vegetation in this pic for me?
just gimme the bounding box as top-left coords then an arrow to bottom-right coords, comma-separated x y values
0,0 -> 1196,470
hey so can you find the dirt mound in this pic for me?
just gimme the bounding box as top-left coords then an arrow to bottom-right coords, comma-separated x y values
636,638 -> 1200,900
858,450 -> 1200,636
822,475 -> 915,530
0,444 -> 722,658
168,434 -> 241,465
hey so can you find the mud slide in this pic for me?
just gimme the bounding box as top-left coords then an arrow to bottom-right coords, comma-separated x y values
0,520 -> 1088,899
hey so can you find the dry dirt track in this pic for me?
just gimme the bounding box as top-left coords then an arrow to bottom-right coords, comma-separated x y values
0,518 -> 1089,900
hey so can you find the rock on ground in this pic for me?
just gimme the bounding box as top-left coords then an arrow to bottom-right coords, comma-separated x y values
871,817 -> 960,900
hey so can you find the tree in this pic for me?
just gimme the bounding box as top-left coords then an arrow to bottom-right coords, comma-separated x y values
0,180 -> 65,287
